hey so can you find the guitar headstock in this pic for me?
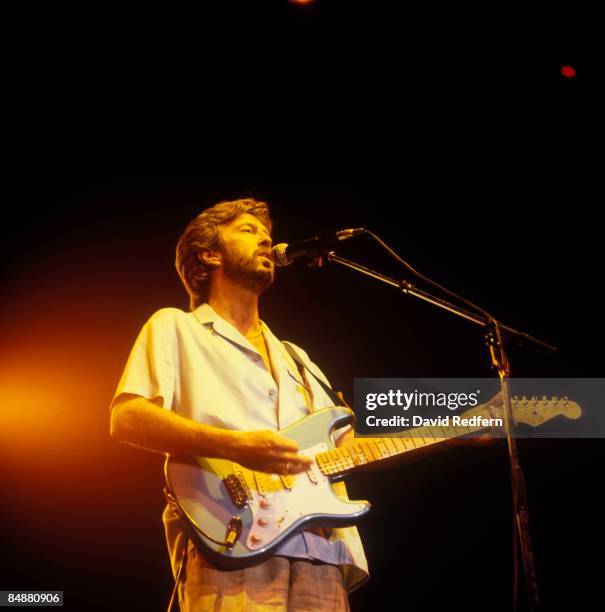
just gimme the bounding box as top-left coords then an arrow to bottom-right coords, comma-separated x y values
487,396 -> 582,427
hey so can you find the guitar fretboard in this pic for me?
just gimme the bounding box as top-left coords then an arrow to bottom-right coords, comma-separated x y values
315,421 -> 485,476
309,395 -> 576,477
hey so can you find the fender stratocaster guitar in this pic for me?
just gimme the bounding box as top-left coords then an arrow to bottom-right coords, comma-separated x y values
164,396 -> 581,569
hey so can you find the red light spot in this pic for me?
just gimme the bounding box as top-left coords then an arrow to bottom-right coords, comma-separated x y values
561,65 -> 576,78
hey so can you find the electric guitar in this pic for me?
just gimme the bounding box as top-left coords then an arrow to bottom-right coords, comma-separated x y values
164,396 -> 581,569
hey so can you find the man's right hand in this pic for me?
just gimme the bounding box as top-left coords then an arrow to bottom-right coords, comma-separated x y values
227,430 -> 313,475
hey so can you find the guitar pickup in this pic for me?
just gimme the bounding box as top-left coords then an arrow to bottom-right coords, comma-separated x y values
223,474 -> 251,508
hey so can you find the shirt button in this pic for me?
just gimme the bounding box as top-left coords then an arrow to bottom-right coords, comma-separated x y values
268,389 -> 276,399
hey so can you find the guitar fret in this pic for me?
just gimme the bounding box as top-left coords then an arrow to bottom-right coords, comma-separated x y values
384,437 -> 399,456
346,447 -> 358,468
327,452 -> 338,473
405,437 -> 419,449
412,428 -> 431,446
435,426 -> 449,440
346,445 -> 359,466
428,426 -> 445,443
418,428 -> 433,444
431,426 -> 446,441
375,440 -> 391,459
334,449 -> 344,471
337,449 -> 348,471
350,444 -> 368,466
338,448 -> 354,470
375,440 -> 387,456
359,442 -> 375,464
399,437 -> 413,451
442,425 -> 458,438
319,451 -> 336,474
391,437 -> 405,453
342,447 -> 353,467
403,438 -> 415,451
366,442 -> 382,462
429,426 -> 447,443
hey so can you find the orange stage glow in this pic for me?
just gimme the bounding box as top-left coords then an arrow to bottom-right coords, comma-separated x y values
0,243 -> 169,550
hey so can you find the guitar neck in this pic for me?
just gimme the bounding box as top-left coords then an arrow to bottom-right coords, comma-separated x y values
313,393 -> 580,477
315,408 -> 491,477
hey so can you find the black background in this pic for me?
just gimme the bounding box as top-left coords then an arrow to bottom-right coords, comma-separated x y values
2,2 -> 602,611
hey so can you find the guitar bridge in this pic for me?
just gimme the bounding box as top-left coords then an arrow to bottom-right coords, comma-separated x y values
223,474 -> 251,508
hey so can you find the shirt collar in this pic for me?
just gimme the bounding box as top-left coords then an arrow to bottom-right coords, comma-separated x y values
192,302 -> 259,354
192,302 -> 219,326
192,302 -> 305,385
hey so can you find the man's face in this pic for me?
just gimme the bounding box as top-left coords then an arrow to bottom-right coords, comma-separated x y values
218,213 -> 274,294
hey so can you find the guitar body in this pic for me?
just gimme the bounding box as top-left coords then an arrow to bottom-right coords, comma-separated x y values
164,407 -> 370,569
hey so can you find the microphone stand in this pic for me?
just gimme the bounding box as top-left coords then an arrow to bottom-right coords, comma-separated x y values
316,249 -> 554,611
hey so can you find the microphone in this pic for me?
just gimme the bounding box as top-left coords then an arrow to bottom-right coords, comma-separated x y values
272,228 -> 365,267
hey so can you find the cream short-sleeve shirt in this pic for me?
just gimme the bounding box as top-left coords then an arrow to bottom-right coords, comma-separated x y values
111,303 -> 369,592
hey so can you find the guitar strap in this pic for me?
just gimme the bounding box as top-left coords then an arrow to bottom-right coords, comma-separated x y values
282,342 -> 347,409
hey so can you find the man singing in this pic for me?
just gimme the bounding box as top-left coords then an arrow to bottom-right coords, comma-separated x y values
109,198 -> 369,611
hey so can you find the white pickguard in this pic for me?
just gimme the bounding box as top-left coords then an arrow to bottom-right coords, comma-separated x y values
241,442 -> 366,550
